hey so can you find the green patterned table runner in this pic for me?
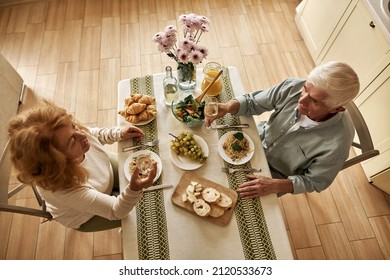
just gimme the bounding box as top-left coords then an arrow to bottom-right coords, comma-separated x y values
128,69 -> 276,260
216,68 -> 276,260
130,76 -> 170,260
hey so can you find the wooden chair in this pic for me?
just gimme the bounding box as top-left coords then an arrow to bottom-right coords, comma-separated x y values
341,101 -> 380,170
0,53 -> 53,220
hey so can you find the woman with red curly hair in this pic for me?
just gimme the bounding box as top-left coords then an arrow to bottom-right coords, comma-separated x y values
8,103 -> 156,231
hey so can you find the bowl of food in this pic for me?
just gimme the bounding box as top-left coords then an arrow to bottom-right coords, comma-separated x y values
171,90 -> 206,127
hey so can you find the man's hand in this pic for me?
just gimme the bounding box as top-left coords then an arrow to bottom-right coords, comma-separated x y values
205,99 -> 240,127
237,175 -> 293,198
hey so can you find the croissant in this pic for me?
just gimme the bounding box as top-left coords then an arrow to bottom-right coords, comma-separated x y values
118,109 -> 127,118
131,94 -> 143,102
127,103 -> 146,115
126,115 -> 140,123
124,97 -> 136,107
146,105 -> 157,117
139,95 -> 155,105
138,110 -> 150,121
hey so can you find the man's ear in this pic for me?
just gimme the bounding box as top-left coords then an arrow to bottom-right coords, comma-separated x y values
330,106 -> 346,113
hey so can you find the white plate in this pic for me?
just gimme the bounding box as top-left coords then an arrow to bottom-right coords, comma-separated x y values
169,135 -> 209,170
124,150 -> 162,183
122,115 -> 156,126
218,131 -> 255,165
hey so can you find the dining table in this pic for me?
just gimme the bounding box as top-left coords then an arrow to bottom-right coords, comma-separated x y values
117,66 -> 293,260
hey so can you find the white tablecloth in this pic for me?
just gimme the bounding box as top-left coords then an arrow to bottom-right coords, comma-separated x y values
117,67 -> 293,260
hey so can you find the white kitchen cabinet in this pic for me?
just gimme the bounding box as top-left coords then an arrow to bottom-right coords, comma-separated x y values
295,0 -> 355,63
319,0 -> 390,93
355,62 -> 390,185
317,1 -> 390,187
295,0 -> 390,190
371,168 -> 390,194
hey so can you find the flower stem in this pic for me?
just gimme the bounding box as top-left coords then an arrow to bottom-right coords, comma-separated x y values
196,32 -> 203,44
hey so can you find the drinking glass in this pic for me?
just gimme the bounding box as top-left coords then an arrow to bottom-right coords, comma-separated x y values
202,96 -> 219,135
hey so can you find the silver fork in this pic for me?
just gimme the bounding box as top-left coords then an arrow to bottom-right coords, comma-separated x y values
221,167 -> 262,174
122,139 -> 159,152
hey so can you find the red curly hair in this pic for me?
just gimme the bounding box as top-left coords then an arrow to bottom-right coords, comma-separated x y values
8,103 -> 88,192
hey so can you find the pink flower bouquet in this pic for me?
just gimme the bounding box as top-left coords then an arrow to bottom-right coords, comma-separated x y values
152,13 -> 210,65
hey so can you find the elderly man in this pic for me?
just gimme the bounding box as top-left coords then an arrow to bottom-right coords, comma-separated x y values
206,61 -> 360,197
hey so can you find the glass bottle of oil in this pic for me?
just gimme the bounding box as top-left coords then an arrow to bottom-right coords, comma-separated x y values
163,66 -> 178,106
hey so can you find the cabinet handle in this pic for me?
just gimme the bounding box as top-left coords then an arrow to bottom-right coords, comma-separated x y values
369,21 -> 375,28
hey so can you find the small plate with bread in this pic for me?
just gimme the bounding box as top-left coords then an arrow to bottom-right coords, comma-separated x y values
118,93 -> 157,125
171,172 -> 238,226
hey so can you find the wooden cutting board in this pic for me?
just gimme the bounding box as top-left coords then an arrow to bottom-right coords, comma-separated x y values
171,172 -> 238,226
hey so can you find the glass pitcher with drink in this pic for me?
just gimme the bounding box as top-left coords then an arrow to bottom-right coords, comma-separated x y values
201,62 -> 223,97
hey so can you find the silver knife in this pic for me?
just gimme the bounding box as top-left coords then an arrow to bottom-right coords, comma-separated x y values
215,124 -> 249,129
144,184 -> 173,192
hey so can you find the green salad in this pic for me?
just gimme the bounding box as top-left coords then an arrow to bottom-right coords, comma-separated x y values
173,95 -> 205,122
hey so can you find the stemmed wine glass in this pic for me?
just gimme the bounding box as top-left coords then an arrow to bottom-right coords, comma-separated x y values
202,96 -> 219,135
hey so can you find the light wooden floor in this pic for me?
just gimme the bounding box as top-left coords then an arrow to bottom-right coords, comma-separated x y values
1,0 -> 389,260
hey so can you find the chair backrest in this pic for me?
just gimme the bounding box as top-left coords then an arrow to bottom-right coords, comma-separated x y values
0,53 -> 21,205
0,53 -> 52,220
341,101 -> 380,170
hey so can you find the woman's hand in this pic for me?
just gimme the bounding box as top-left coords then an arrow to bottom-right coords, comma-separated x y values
129,162 -> 158,191
120,126 -> 144,141
237,175 -> 293,198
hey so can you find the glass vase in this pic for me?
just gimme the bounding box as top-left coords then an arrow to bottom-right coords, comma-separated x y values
177,62 -> 196,90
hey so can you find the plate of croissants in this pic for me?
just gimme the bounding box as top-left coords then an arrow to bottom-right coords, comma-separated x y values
118,93 -> 157,125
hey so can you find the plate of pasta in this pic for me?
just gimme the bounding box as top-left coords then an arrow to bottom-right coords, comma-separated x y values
218,131 -> 255,165
124,150 -> 162,183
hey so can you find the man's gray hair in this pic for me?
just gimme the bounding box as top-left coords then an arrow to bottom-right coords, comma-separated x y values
307,61 -> 360,109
